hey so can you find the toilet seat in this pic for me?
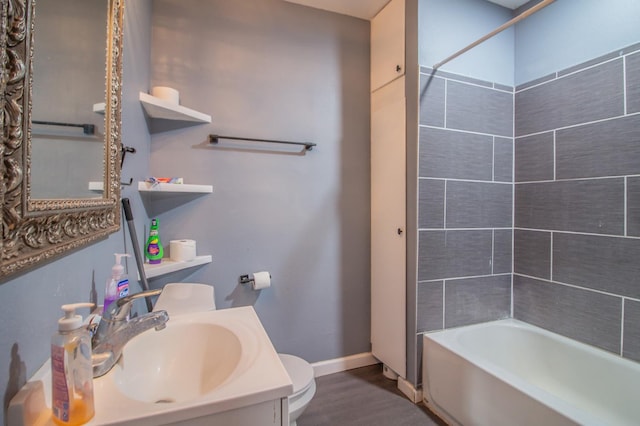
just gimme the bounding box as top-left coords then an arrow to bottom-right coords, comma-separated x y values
279,354 -> 316,425
279,354 -> 314,394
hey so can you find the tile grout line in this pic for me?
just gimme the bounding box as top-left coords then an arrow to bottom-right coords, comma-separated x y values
420,123 -> 512,138
515,175 -> 639,184
623,56 -> 627,116
418,272 -> 513,284
512,88 -> 515,319
419,176 -> 512,185
553,130 -> 557,181
514,272 -> 640,302
443,79 -> 448,129
491,229 -> 495,275
513,111 -> 640,139
442,280 -> 446,329
620,298 -> 625,357
625,177 -> 628,237
443,180 -> 447,230
512,227 -> 640,240
550,232 -> 554,282
515,56 -> 622,94
419,71 -> 514,94
492,136 -> 496,182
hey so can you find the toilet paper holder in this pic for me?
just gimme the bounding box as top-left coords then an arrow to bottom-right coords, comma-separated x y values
239,273 -> 271,285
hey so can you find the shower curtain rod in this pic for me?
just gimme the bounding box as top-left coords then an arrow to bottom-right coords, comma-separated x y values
432,0 -> 555,70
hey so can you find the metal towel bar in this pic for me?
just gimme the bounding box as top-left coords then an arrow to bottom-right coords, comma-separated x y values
32,120 -> 96,135
208,134 -> 315,151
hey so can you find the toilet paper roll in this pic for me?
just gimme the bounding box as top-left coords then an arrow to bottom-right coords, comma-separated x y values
151,86 -> 180,105
251,271 -> 271,290
169,239 -> 196,262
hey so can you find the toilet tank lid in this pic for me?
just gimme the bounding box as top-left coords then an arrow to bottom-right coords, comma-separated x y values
278,354 -> 314,393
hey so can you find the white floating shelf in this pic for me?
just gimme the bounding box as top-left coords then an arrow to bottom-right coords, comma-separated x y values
139,92 -> 211,123
88,181 -> 104,191
137,181 -> 213,193
143,255 -> 212,279
93,102 -> 106,114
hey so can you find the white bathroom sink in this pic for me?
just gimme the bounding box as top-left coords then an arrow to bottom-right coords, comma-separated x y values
111,322 -> 242,404
8,306 -> 293,426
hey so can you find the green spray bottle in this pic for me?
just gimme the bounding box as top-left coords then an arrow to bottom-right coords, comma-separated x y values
145,218 -> 163,264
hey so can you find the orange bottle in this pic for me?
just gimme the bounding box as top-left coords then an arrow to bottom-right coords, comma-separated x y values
51,304 -> 95,425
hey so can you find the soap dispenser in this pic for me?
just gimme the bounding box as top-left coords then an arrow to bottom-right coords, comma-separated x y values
145,218 -> 163,264
51,303 -> 95,425
103,253 -> 130,314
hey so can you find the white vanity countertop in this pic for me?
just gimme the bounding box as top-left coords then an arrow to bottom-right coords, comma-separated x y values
9,306 -> 293,426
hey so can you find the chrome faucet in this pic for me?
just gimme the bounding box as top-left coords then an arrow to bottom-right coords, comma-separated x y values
92,288 -> 169,377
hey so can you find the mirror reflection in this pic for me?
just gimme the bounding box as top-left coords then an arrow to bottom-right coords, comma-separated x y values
30,0 -> 107,199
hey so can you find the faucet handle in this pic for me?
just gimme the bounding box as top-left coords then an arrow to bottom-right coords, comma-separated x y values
108,288 -> 163,321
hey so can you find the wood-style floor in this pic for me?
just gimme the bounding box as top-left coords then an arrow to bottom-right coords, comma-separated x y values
298,364 -> 446,426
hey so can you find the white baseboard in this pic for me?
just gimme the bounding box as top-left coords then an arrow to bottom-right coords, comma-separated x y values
397,376 -> 423,403
311,352 -> 379,377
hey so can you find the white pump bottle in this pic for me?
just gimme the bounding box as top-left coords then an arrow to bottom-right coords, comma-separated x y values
103,253 -> 130,314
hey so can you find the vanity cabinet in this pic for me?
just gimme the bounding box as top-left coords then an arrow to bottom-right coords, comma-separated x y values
371,0 -> 405,91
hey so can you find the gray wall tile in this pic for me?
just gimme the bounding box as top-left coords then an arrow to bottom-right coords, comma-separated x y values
493,83 -> 513,92
494,137 -> 513,182
515,59 -> 624,136
623,299 -> 640,362
445,275 -> 511,328
493,229 -> 512,274
446,181 -> 512,228
514,230 -> 551,279
419,179 -> 444,229
419,127 -> 493,180
558,51 -> 621,77
447,81 -> 513,137
553,233 -> 640,299
627,52 -> 640,114
417,281 -> 443,332
422,68 -> 493,87
556,115 -> 640,179
419,74 -> 445,127
628,177 -> 640,237
513,275 -> 622,354
515,132 -> 554,182
515,72 -> 556,92
515,179 -> 625,235
418,230 -> 493,281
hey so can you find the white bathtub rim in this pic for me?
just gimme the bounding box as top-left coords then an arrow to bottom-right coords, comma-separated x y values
422,319 -> 639,426
423,334 -> 607,426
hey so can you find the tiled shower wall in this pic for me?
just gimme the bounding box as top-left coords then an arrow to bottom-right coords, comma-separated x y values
513,43 -> 640,361
417,68 -> 514,333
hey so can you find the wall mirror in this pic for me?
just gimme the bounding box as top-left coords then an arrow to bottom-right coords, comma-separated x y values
0,0 -> 124,277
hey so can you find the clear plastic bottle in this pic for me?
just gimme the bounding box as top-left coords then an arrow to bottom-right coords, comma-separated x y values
51,303 -> 95,425
103,253 -> 130,314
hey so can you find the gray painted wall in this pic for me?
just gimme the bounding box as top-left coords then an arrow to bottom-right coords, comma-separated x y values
514,0 -> 640,85
0,1 -> 153,422
418,0 -> 515,86
147,0 -> 371,363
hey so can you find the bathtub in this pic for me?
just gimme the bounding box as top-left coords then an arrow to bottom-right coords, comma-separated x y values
422,319 -> 640,426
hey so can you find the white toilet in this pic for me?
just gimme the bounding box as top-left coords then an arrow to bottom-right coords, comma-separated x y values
154,283 -> 316,424
278,354 -> 316,426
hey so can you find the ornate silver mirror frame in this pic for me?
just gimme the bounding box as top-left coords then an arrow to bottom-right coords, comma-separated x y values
0,0 -> 123,277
